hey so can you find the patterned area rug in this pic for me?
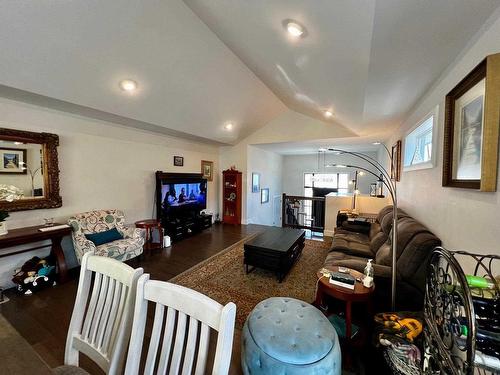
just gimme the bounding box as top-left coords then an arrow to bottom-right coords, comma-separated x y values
170,234 -> 332,328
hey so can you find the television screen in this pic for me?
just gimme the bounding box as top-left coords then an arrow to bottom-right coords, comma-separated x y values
161,181 -> 207,210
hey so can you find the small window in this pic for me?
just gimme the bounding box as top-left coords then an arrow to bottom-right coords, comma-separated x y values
403,109 -> 437,171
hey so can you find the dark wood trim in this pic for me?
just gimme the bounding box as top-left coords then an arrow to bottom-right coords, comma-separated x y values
442,59 -> 486,190
391,140 -> 402,182
0,128 -> 62,211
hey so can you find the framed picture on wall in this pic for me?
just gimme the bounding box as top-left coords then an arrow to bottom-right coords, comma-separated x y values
442,53 -> 500,191
391,140 -> 402,181
261,188 -> 269,204
201,160 -> 213,181
0,148 -> 27,174
173,156 -> 184,167
251,172 -> 260,193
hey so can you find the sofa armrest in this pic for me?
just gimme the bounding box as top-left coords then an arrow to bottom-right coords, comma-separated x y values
118,225 -> 145,239
72,234 -> 97,263
331,257 -> 392,279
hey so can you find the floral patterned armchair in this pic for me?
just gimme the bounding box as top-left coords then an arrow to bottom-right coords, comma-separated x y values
68,209 -> 145,263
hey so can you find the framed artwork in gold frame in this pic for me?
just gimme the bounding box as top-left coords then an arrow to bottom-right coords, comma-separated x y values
201,160 -> 213,181
442,53 -> 500,191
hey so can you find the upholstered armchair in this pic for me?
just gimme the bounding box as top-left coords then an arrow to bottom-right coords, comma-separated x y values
68,209 -> 145,263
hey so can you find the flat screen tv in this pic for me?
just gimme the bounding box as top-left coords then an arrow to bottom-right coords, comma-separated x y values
161,182 -> 207,209
155,172 -> 207,225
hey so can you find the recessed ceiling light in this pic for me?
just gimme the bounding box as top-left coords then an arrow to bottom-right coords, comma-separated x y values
224,123 -> 234,131
324,110 -> 333,118
119,79 -> 138,92
284,20 -> 305,38
14,141 -> 23,145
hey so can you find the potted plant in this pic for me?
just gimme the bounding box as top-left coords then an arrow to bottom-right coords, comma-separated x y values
0,184 -> 24,236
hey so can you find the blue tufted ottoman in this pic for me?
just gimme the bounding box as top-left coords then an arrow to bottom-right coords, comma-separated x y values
242,297 -> 341,375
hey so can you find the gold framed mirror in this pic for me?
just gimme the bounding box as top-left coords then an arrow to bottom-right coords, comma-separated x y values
0,128 -> 62,211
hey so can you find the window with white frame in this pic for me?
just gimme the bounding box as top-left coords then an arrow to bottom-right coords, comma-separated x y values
403,113 -> 436,170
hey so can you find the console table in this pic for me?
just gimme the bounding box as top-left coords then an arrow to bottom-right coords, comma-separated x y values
0,224 -> 72,283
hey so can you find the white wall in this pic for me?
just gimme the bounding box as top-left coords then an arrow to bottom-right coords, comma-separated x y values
282,152 -> 381,196
0,97 -> 219,287
388,9 -> 500,255
246,145 -> 283,226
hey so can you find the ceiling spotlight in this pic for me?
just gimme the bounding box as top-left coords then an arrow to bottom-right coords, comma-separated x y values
372,142 -> 381,145
324,110 -> 333,118
14,141 -> 23,145
224,123 -> 234,131
119,79 -> 137,92
285,20 -> 305,37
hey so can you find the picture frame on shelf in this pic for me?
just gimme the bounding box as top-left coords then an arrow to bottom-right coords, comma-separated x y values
391,140 -> 402,181
251,172 -> 260,193
0,147 -> 27,174
201,160 -> 213,181
173,156 -> 184,167
261,188 -> 269,204
442,53 -> 500,191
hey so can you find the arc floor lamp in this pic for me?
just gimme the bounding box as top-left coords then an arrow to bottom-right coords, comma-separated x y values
324,144 -> 398,310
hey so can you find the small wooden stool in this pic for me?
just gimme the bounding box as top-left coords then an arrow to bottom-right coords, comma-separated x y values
135,219 -> 164,254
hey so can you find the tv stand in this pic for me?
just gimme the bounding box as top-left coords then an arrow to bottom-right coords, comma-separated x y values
164,213 -> 212,242
155,171 -> 211,243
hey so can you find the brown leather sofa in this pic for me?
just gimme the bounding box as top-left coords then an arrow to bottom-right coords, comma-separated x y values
325,205 -> 441,310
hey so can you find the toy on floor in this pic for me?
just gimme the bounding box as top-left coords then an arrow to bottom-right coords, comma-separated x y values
12,256 -> 56,295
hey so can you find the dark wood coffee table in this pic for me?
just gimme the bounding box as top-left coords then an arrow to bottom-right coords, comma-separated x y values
244,227 -> 305,282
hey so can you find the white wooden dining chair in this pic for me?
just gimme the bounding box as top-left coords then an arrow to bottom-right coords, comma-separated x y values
61,252 -> 143,374
124,274 -> 237,375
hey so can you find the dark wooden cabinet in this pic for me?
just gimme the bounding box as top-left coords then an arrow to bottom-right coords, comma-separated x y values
222,169 -> 242,225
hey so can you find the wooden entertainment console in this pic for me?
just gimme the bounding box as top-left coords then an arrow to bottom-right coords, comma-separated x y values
155,171 -> 212,242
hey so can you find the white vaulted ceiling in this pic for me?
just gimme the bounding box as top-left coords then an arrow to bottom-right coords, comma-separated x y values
185,0 -> 500,137
0,0 -> 499,144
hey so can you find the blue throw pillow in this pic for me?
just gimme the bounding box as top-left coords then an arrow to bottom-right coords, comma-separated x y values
85,227 -> 123,246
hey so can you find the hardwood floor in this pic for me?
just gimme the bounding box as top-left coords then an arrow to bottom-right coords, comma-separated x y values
0,223 -> 265,374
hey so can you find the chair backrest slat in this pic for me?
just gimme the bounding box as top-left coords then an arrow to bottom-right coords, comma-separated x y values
96,277 -> 115,349
65,252 -> 143,375
90,275 -> 109,344
194,323 -> 210,375
82,272 -> 102,340
124,275 -> 236,375
169,311 -> 188,375
157,307 -> 176,375
143,303 -> 165,375
181,316 -> 199,375
100,279 -> 121,351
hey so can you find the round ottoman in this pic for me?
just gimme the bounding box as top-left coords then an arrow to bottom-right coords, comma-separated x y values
241,297 -> 341,375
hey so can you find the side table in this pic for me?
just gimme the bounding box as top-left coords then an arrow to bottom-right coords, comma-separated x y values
315,266 -> 374,341
135,219 -> 164,254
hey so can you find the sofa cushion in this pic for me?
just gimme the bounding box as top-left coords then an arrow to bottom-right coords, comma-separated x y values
324,251 -> 391,278
95,238 -> 143,261
375,242 -> 392,266
370,231 -> 388,254
380,208 -> 409,235
376,206 -> 394,224
369,222 -> 381,240
85,227 -> 123,246
330,237 -> 373,258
